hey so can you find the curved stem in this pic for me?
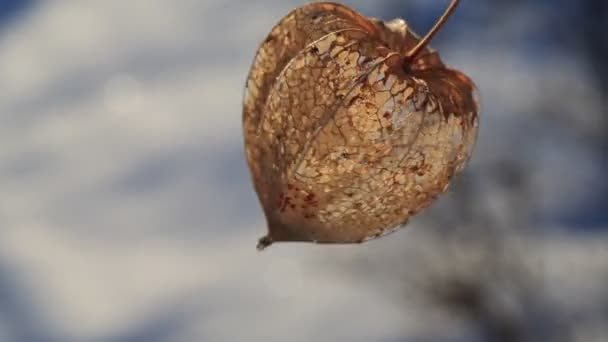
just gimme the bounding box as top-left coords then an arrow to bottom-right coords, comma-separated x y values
405,0 -> 461,59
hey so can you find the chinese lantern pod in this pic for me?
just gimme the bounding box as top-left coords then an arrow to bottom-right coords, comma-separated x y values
243,0 -> 479,250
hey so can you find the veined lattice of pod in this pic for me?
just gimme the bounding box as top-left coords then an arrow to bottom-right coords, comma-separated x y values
243,0 -> 479,250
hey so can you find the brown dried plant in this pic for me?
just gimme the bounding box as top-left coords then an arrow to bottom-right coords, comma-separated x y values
243,1 -> 479,249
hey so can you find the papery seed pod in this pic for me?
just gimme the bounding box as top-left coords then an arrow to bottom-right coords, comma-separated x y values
243,0 -> 479,250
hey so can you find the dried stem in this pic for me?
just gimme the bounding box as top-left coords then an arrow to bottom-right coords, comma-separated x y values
405,0 -> 461,59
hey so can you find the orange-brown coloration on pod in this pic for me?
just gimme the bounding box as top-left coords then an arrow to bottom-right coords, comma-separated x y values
243,0 -> 479,250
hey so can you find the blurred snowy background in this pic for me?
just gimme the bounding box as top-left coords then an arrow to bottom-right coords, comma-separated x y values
0,0 -> 606,341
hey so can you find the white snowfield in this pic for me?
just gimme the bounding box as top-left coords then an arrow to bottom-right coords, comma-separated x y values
0,1 -> 605,341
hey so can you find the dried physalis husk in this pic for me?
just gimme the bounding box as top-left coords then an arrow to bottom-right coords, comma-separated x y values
243,0 -> 479,250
